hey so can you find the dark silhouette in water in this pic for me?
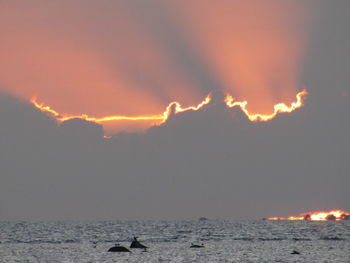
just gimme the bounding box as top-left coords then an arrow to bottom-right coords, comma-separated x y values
326,214 -> 336,221
291,250 -> 300,255
108,243 -> 131,252
304,214 -> 311,221
341,213 -> 350,220
190,243 -> 205,248
130,237 -> 148,249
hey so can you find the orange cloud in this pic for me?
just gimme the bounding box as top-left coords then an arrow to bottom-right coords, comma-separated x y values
174,0 -> 309,114
0,0 -> 311,132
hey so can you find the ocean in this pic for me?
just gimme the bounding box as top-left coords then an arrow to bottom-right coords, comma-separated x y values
0,220 -> 349,263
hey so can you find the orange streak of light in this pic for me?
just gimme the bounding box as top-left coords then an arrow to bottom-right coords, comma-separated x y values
30,95 -> 212,125
225,90 -> 308,121
30,97 -> 61,117
268,209 -> 350,221
162,95 -> 212,122
31,90 -> 307,133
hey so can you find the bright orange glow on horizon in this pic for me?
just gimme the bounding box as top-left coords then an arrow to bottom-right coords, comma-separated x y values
268,210 -> 350,221
225,90 -> 308,121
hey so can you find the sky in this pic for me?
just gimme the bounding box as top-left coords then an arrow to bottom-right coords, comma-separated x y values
0,0 -> 349,220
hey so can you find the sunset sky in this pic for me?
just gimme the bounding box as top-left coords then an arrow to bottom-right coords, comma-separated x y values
0,0 -> 349,220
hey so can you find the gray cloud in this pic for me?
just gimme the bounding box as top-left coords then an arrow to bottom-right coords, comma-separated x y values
0,89 -> 349,220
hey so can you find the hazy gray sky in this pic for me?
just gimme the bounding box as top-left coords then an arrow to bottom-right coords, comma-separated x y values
0,0 -> 349,220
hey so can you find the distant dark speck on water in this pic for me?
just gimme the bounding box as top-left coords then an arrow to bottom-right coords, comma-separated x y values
190,243 -> 205,248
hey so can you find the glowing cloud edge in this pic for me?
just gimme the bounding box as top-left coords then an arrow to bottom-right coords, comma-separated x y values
30,90 -> 307,129
225,90 -> 308,121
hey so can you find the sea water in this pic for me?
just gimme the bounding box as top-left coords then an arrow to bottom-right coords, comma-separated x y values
0,220 -> 349,263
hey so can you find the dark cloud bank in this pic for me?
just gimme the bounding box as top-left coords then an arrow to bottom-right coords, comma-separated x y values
1,0 -> 350,220
0,89 -> 349,220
